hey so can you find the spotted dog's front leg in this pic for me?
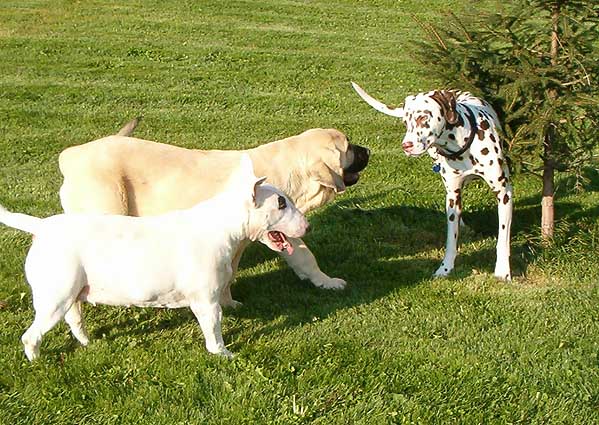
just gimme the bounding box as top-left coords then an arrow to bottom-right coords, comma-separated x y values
491,172 -> 513,280
435,177 -> 464,277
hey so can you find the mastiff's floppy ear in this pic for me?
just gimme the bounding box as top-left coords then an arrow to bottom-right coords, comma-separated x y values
309,162 -> 346,194
430,90 -> 459,125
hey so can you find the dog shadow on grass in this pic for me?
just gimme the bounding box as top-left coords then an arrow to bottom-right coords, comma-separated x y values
88,194 -> 494,345
90,169 -> 599,346
88,193 -> 447,344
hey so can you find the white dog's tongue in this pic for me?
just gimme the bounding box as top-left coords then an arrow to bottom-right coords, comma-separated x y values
269,231 -> 293,255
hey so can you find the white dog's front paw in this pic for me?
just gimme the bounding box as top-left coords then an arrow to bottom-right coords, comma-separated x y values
312,276 -> 347,290
23,345 -> 39,362
221,299 -> 243,309
208,347 -> 234,358
206,341 -> 234,358
220,348 -> 234,358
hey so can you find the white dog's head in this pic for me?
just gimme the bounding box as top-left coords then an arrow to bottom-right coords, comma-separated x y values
352,82 -> 461,157
229,155 -> 309,255
250,183 -> 309,255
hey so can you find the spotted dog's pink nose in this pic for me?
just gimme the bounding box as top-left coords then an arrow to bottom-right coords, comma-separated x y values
402,141 -> 414,152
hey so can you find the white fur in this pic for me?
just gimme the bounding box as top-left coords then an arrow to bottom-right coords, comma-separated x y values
0,155 -> 309,361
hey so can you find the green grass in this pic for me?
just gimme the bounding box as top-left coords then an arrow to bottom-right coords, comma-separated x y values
1,1 -> 598,423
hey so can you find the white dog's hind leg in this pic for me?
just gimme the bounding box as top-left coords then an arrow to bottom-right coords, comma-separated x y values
281,238 -> 346,289
23,246 -> 84,360
22,323 -> 45,361
190,301 -> 232,358
22,302 -> 71,361
64,301 -> 89,346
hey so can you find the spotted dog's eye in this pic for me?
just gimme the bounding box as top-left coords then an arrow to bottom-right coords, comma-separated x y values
278,195 -> 287,210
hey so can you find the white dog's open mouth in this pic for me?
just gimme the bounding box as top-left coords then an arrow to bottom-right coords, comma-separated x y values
267,231 -> 293,255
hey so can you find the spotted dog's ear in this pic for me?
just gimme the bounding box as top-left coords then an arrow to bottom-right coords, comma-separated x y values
430,90 -> 459,125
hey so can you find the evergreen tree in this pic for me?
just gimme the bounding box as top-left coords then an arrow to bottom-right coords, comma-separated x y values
413,0 -> 599,241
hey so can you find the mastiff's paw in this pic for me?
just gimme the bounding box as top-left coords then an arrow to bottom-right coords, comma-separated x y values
313,276 -> 347,290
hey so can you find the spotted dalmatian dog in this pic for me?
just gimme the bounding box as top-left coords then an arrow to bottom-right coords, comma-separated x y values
352,82 -> 513,280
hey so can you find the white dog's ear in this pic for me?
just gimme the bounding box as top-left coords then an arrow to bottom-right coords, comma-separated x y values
351,82 -> 404,118
231,154 -> 257,187
237,154 -> 257,179
227,154 -> 262,204
252,176 -> 267,206
309,163 -> 346,194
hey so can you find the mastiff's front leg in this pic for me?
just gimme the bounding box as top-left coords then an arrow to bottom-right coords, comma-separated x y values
280,237 -> 346,290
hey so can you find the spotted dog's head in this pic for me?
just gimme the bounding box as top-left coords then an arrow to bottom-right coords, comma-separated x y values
351,82 -> 461,157
399,90 -> 463,156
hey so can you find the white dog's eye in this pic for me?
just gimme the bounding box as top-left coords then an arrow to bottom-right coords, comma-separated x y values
278,196 -> 287,210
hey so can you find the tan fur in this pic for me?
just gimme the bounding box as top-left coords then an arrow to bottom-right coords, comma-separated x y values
59,128 -> 350,216
58,127 -> 357,302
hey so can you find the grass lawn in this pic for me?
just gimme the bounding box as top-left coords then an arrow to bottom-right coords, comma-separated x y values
1,0 -> 598,423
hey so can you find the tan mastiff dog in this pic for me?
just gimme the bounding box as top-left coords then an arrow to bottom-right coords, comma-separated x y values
58,120 -> 370,307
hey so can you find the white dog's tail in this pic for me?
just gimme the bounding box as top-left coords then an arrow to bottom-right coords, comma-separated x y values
0,204 -> 42,235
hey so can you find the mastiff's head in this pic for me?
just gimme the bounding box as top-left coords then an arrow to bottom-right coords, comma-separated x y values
264,128 -> 370,214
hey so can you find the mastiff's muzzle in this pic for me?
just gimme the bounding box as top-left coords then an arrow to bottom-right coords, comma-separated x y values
343,144 -> 370,186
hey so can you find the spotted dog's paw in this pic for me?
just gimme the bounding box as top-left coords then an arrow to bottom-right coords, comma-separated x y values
434,264 -> 452,278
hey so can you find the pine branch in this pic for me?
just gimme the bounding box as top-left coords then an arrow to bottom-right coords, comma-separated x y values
411,14 -> 447,51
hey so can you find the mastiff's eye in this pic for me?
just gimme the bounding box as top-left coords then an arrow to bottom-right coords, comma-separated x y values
277,195 -> 287,210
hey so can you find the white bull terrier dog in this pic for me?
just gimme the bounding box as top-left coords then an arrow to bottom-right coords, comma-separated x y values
0,154 -> 309,361
352,82 -> 512,280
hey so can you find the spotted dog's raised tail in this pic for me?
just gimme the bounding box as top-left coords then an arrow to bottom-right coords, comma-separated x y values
0,204 -> 42,235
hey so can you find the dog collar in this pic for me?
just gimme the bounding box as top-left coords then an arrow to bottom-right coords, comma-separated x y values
436,105 -> 477,161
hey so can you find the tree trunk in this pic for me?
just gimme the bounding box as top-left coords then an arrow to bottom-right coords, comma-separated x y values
541,1 -> 561,242
541,127 -> 555,241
